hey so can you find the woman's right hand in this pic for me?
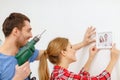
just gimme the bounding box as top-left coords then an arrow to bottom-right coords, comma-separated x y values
89,45 -> 99,58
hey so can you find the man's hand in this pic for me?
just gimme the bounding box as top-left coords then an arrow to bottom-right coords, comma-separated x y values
13,61 -> 31,80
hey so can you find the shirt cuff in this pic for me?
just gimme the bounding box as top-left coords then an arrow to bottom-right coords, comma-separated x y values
98,70 -> 111,79
79,67 -> 90,76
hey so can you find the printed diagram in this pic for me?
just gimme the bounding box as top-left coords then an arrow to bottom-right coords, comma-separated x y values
96,32 -> 112,49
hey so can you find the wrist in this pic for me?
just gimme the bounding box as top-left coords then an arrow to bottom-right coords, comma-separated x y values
109,59 -> 118,65
81,41 -> 86,47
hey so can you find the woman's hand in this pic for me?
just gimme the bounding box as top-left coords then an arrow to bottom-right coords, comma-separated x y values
82,26 -> 96,46
89,45 -> 99,58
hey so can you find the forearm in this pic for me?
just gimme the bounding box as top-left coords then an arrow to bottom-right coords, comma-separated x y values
106,44 -> 120,74
105,59 -> 118,74
83,45 -> 98,72
83,57 -> 94,72
73,42 -> 85,50
36,50 -> 45,60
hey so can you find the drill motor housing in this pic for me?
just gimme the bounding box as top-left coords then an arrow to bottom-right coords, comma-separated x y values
15,35 -> 40,66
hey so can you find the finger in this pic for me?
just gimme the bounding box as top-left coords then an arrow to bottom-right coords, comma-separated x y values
23,61 -> 29,66
85,27 -> 92,35
88,26 -> 96,34
15,65 -> 19,70
92,47 -> 95,51
88,31 -> 96,38
20,61 -> 29,69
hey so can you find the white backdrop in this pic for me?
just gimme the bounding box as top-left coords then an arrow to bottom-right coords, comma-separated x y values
0,0 -> 120,80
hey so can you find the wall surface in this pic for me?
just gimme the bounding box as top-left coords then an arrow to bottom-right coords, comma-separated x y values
0,0 -> 120,80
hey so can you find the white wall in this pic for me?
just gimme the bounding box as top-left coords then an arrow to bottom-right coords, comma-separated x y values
0,0 -> 120,80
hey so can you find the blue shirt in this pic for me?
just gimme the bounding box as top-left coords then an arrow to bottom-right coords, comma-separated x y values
0,49 -> 39,80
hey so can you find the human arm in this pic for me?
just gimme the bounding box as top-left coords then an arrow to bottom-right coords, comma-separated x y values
36,50 -> 45,60
105,44 -> 120,74
12,61 -> 31,80
36,27 -> 96,60
82,44 -> 120,80
83,45 -> 99,72
73,26 -> 96,50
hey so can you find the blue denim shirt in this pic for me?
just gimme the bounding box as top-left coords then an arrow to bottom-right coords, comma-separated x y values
0,49 -> 39,80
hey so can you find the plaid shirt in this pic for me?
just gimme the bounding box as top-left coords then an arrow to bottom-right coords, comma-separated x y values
50,65 -> 111,80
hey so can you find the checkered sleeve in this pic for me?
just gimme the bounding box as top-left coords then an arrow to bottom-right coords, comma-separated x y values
79,67 -> 90,76
91,70 -> 111,80
50,66 -> 111,80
